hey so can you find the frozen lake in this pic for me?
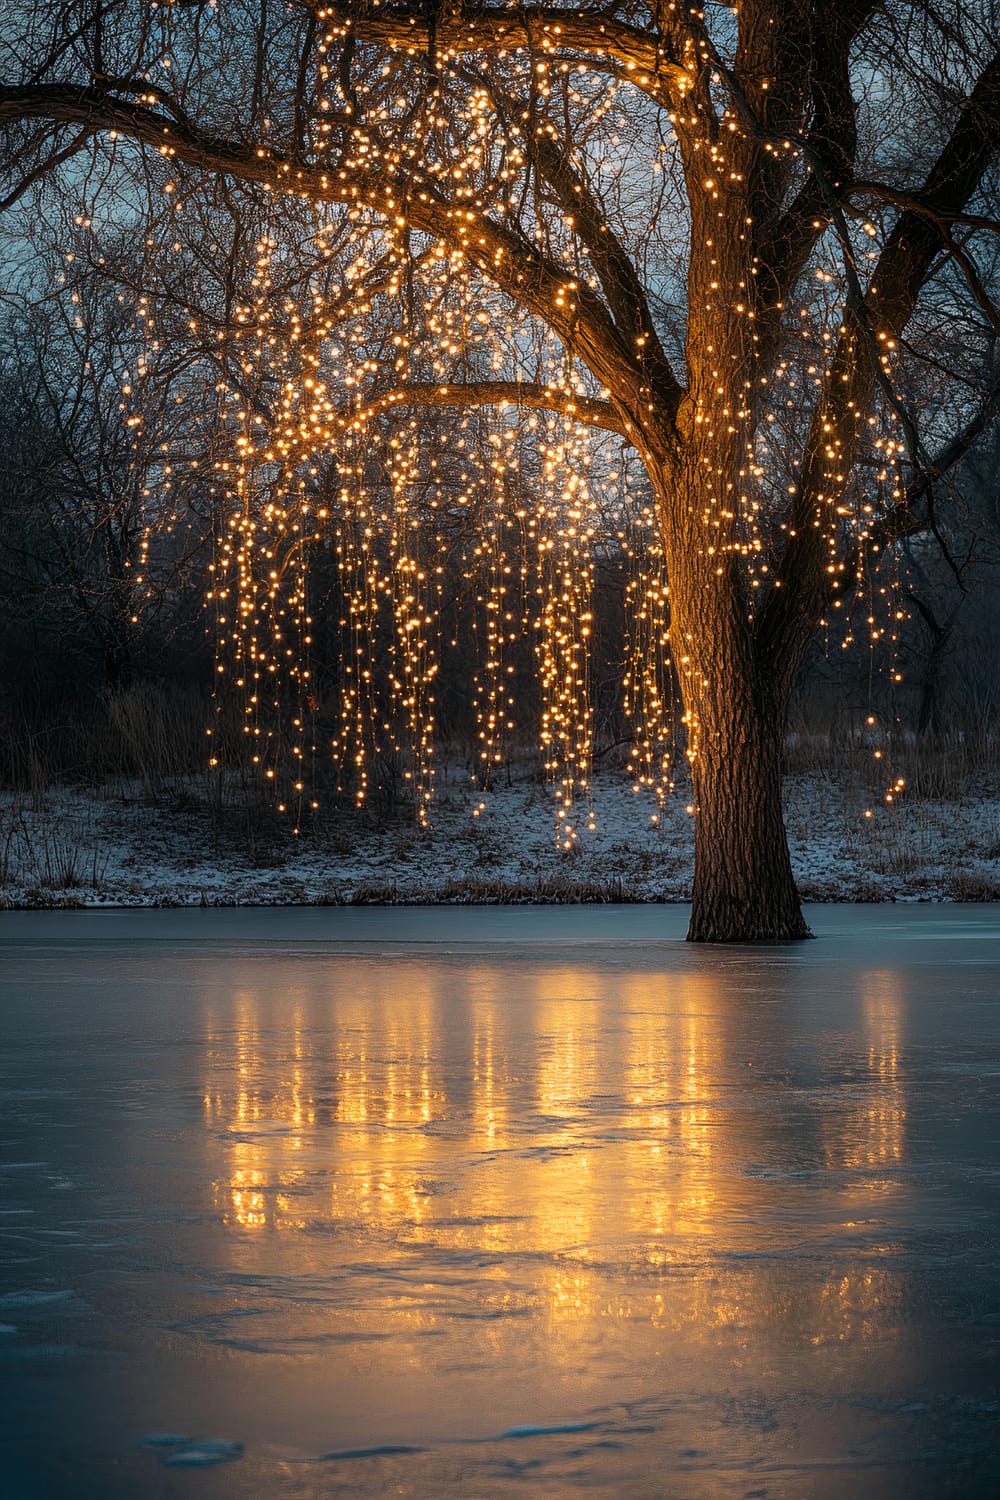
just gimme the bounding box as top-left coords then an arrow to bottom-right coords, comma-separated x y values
1,904 -> 999,1497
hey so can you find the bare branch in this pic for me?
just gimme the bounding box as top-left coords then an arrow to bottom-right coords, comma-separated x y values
0,125 -> 92,212
0,81 -> 667,437
488,85 -> 683,409
868,373 -> 1000,553
846,182 -> 1000,240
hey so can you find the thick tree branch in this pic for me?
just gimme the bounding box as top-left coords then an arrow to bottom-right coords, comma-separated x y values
700,1 -> 876,312
763,2 -> 879,305
294,11 -> 320,156
493,88 -> 683,411
0,81 -> 669,438
861,52 -> 1000,338
315,3 -> 687,110
338,379 -> 626,436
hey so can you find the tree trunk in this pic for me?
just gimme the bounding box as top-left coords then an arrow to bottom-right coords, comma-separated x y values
650,449 -> 812,943
687,679 -> 811,942
104,637 -> 132,693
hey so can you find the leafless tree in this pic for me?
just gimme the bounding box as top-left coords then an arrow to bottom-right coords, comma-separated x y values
2,0 -> 999,938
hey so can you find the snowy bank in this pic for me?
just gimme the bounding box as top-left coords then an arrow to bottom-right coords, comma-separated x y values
1,765 -> 999,909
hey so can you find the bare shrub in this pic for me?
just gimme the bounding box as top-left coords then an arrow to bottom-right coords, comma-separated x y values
949,871 -> 1000,902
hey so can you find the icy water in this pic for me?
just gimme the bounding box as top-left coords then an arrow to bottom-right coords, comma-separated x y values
1,906 -> 999,1499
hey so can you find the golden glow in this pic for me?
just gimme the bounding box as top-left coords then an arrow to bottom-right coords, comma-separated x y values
116,28 -> 919,837
203,958 -> 913,1354
823,969 -> 906,1173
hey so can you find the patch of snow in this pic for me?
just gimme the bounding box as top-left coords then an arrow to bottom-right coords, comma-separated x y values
1,763 -> 998,909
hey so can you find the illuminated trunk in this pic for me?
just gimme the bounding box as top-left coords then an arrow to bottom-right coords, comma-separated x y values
650,450 -> 812,944
685,666 -> 810,943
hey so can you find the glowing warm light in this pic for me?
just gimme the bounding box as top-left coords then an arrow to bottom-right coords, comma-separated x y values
111,18 -> 923,842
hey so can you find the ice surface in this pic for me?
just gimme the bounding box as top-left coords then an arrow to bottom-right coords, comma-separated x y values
317,1444 -> 426,1461
1,904 -> 999,1498
500,1422 -> 600,1438
161,1439 -> 244,1467
0,1290 -> 77,1308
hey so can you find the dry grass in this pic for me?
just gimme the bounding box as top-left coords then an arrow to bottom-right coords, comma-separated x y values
0,684 -> 208,791
948,871 -> 1000,901
0,799 -> 109,895
339,874 -> 656,904
785,726 -> 1000,800
2,706 -> 1000,908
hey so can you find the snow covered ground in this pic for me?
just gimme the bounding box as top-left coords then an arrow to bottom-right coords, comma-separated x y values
1,762 -> 999,908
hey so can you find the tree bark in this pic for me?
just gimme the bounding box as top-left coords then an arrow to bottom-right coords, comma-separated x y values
687,680 -> 810,942
649,448 -> 812,943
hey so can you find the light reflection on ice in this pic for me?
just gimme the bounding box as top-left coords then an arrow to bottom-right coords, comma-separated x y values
1,906 -> 999,1497
195,955 -> 918,1378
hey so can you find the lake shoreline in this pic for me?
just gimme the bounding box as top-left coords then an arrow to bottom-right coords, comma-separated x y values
3,765 -> 1000,910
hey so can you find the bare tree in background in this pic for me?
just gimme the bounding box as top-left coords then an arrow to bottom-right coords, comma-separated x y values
2,0 -> 999,939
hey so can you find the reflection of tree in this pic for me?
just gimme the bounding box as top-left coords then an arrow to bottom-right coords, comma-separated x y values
200,957 -> 915,1366
805,968 -> 908,1349
469,990 -> 509,1152
860,970 -> 907,1170
823,969 -> 907,1172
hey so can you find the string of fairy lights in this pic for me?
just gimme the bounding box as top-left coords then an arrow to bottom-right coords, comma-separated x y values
52,8 -> 956,837
199,226 -> 690,843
